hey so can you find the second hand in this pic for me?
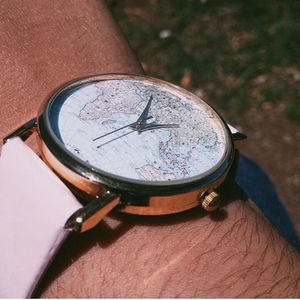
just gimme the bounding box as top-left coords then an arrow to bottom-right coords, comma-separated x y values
96,129 -> 135,149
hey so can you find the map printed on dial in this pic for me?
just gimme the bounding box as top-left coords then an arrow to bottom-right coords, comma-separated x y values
51,79 -> 228,183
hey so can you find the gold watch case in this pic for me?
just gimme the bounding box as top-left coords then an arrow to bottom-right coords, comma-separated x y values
4,73 -> 246,233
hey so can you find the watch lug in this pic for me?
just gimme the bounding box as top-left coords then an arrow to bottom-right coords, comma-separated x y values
65,192 -> 120,233
232,132 -> 247,149
232,132 -> 247,141
227,124 -> 247,149
3,118 -> 37,144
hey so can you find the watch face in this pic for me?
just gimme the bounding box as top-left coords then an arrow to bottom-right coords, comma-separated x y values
43,74 -> 232,190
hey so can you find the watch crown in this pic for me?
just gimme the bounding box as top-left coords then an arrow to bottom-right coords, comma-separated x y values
201,191 -> 221,212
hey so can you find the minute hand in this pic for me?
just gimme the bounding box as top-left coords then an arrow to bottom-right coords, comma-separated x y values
93,116 -> 152,141
138,123 -> 180,132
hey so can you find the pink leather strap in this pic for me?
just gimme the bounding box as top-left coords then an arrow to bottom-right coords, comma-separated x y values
0,138 -> 82,298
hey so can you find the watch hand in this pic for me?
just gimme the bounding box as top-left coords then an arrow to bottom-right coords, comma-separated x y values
135,95 -> 153,126
138,122 -> 180,132
93,115 -> 153,141
94,96 -> 154,141
96,122 -> 179,148
96,129 -> 135,148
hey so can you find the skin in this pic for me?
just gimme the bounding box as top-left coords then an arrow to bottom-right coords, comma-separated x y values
0,0 -> 299,297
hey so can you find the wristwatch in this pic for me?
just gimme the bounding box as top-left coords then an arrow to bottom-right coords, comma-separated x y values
0,73 -> 246,297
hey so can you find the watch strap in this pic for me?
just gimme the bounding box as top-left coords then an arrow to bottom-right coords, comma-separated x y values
0,138 -> 82,298
227,124 -> 238,134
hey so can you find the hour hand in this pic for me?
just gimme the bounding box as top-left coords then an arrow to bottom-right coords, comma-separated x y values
138,122 -> 180,132
136,96 -> 153,126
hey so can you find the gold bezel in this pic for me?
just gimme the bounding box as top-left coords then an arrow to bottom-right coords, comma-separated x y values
36,73 -> 235,215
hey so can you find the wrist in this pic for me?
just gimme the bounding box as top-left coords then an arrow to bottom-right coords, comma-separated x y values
39,192 -> 300,298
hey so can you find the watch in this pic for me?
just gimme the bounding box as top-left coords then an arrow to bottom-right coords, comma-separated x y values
0,73 -> 246,297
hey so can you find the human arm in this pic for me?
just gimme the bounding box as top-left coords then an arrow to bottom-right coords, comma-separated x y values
0,0 -> 299,297
37,186 -> 300,298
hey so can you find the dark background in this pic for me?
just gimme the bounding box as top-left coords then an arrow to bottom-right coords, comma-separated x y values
109,0 -> 300,232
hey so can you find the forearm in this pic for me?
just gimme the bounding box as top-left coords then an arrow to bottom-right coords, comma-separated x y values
39,192 -> 300,298
0,1 -> 299,298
